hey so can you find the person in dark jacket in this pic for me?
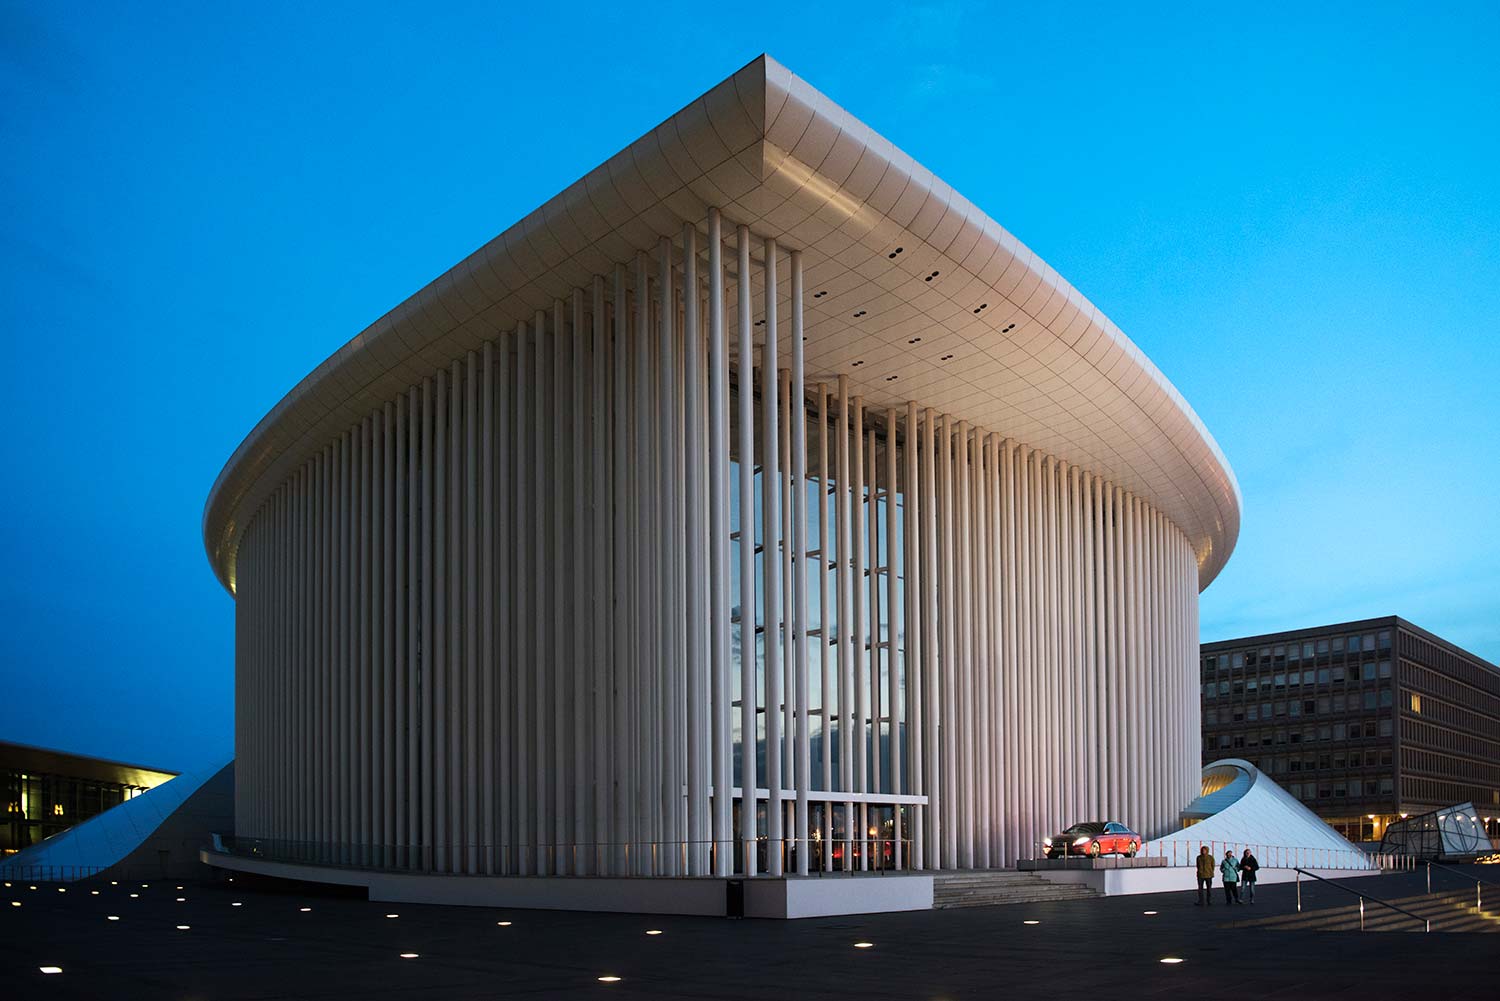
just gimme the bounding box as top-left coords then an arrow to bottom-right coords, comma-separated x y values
1240,849 -> 1260,903
1220,850 -> 1241,904
1195,845 -> 1215,906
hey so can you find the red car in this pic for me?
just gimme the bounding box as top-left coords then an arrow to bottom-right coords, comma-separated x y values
1044,821 -> 1140,858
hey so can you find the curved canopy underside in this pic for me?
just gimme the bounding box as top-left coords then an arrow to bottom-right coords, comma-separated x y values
203,54 -> 1240,595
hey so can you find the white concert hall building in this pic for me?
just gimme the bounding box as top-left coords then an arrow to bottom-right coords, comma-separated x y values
203,55 -> 1240,910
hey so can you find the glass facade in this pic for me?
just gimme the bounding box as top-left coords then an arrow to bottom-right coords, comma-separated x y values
1,741 -> 176,855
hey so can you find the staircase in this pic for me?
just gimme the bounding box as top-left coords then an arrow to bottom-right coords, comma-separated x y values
1227,890 -> 1500,933
932,870 -> 1101,909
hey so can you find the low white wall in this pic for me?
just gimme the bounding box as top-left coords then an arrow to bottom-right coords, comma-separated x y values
200,851 -> 933,918
745,875 -> 934,919
1034,864 -> 1382,896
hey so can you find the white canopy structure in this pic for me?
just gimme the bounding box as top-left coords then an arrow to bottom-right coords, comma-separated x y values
1142,758 -> 1375,871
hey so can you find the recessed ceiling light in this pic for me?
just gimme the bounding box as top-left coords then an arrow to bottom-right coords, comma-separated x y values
1023,920 -> 1040,925
141,884 -> 149,888
1160,957 -> 1184,965
1142,910 -> 1158,915
176,925 -> 191,931
39,966 -> 62,975
497,920 -> 512,926
386,914 -> 399,919
399,952 -> 419,959
107,915 -> 119,921
90,891 -> 99,896
9,902 -> 19,908
645,929 -> 662,936
129,894 -> 139,899
58,888 -> 66,893
110,881 -> 118,886
176,886 -> 183,890
176,897 -> 185,902
231,902 -> 242,907
29,885 -> 36,890
853,942 -> 874,949
598,975 -> 622,982
299,907 -> 312,912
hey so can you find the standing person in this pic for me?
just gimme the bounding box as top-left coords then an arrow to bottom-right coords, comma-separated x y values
1240,849 -> 1259,903
1195,845 -> 1215,906
1221,849 -> 1241,904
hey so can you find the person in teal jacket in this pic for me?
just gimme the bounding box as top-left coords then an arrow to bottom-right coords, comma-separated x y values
1220,850 -> 1242,904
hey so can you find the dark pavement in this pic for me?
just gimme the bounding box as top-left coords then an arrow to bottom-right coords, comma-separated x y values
3,866 -> 1497,999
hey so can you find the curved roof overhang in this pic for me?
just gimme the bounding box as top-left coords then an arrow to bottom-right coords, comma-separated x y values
204,54 -> 1241,595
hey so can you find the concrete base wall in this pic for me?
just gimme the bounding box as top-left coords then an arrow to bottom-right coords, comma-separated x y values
1032,864 -> 1382,896
200,851 -> 933,918
745,875 -> 934,918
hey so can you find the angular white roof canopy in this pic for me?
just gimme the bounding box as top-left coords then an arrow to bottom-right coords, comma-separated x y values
204,54 -> 1240,594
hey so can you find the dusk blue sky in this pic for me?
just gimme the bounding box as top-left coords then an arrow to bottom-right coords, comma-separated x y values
3,2 -> 1496,772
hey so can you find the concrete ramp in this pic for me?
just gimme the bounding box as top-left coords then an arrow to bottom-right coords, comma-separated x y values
0,761 -> 233,882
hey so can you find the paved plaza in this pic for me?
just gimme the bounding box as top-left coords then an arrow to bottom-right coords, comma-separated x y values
4,867 -> 1496,999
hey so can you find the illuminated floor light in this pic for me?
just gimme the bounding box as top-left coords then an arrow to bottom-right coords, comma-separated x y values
176,925 -> 191,931
597,975 -> 622,983
1022,920 -> 1040,925
1160,957 -> 1185,965
853,942 -> 875,949
39,966 -> 62,975
645,929 -> 663,936
399,952 -> 419,959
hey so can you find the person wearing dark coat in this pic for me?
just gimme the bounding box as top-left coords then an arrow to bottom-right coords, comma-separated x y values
1195,845 -> 1215,906
1240,849 -> 1260,903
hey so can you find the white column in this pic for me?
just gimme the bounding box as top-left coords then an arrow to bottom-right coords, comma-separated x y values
851,397 -> 868,870
884,407 -> 903,869
789,249 -> 810,876
761,236 -> 784,877
736,224 -> 758,878
919,407 -> 940,868
683,224 -> 709,876
707,212 -> 732,877
817,384 -> 833,870
835,376 -> 854,870
904,402 -> 924,870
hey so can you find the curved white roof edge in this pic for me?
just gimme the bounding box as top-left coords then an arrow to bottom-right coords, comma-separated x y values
0,761 -> 230,881
203,54 -> 1241,595
1147,757 -> 1374,869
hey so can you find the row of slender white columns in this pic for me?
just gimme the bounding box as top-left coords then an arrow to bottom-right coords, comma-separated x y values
232,208 -> 1203,877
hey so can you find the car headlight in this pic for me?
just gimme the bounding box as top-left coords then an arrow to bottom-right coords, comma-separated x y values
1043,837 -> 1052,846
1072,836 -> 1091,846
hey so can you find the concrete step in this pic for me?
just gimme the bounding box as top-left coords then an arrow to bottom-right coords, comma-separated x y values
1225,891 -> 1500,933
931,869 -> 1101,909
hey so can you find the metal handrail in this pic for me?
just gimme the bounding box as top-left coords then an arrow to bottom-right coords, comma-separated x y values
1294,867 -> 1429,932
1424,859 -> 1500,909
